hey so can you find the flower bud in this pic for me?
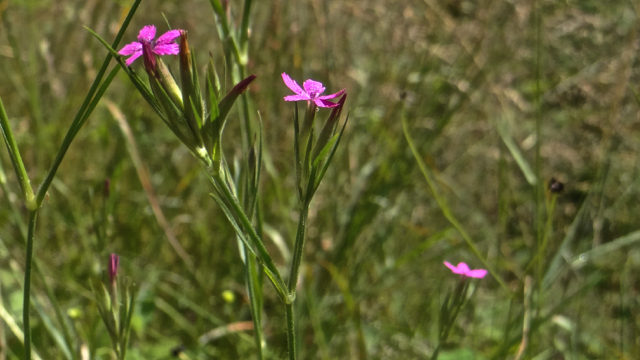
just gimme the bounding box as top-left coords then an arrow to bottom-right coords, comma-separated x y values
108,253 -> 120,286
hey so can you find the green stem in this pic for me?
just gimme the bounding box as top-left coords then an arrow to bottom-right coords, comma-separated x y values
533,0 -> 544,302
244,251 -> 264,359
284,201 -> 310,360
287,201 -> 310,294
285,302 -> 296,360
23,209 -> 38,360
207,0 -> 242,65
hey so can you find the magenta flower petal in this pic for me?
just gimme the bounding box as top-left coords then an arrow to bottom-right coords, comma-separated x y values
284,94 -> 310,101
118,42 -> 142,56
302,79 -> 325,97
444,261 -> 462,274
282,73 -> 345,108
444,261 -> 487,279
124,52 -> 143,66
466,269 -> 488,278
138,25 -> 156,42
282,73 -> 306,97
457,262 -> 470,273
156,29 -> 182,45
317,89 -> 346,101
315,99 -> 341,108
118,25 -> 183,67
153,43 -> 180,56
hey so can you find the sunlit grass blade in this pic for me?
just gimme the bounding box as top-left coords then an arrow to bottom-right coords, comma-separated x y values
571,229 -> 640,269
496,123 -> 536,186
31,295 -> 73,360
154,297 -> 199,339
0,300 -> 43,360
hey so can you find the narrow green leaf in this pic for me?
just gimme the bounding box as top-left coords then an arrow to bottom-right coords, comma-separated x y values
572,229 -> 640,268
32,297 -> 72,360
312,113 -> 350,197
215,74 -> 256,133
0,95 -> 34,206
497,124 -> 537,185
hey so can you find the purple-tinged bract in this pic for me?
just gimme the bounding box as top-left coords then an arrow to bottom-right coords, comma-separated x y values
118,25 -> 182,66
282,73 -> 345,108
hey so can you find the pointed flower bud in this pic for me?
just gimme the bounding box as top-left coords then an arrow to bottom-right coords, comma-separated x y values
142,41 -> 157,74
108,253 -> 120,285
312,93 -> 347,162
178,30 -> 204,148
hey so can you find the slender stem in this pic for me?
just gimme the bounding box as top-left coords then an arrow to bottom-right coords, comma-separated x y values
207,0 -> 242,66
534,0 -> 544,312
244,251 -> 264,359
284,201 -> 310,360
23,209 -> 38,360
287,201 -> 310,294
285,302 -> 296,360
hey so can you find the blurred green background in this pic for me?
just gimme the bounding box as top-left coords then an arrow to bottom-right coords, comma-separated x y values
1,0 -> 640,358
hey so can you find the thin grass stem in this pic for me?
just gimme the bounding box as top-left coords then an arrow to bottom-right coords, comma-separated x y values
533,0 -> 544,306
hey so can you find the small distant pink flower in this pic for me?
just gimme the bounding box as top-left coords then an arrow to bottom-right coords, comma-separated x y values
281,73 -> 345,108
444,261 -> 487,278
118,25 -> 182,66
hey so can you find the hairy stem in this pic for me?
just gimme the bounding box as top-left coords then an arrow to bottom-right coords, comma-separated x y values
285,302 -> 296,360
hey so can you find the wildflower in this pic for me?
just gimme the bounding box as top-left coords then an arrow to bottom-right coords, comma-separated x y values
281,73 -> 345,108
118,25 -> 181,66
444,261 -> 487,278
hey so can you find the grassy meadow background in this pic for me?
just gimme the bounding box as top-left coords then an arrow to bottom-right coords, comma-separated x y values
1,0 -> 640,358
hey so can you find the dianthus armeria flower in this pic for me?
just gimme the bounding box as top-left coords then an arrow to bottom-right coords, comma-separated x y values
282,73 -> 345,108
118,25 -> 182,66
444,261 -> 487,278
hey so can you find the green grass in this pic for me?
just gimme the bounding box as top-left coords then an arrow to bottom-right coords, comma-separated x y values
2,0 -> 640,359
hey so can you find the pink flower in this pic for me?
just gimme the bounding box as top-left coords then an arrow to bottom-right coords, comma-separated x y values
444,261 -> 487,278
118,25 -> 182,66
281,73 -> 345,108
